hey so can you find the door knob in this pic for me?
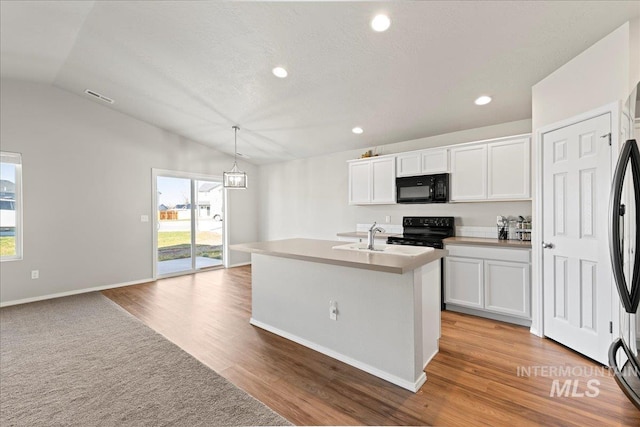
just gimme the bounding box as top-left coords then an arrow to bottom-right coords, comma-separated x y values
542,242 -> 554,249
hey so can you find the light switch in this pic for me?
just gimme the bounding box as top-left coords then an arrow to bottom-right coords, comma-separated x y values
140,215 -> 149,222
329,300 -> 338,321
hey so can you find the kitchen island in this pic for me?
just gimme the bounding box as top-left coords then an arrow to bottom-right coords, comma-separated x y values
231,238 -> 447,392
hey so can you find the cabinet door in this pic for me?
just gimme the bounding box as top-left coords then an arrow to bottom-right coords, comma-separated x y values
371,157 -> 396,204
396,153 -> 421,177
348,161 -> 371,204
450,144 -> 487,201
484,260 -> 531,318
421,149 -> 448,174
445,257 -> 483,309
487,138 -> 530,199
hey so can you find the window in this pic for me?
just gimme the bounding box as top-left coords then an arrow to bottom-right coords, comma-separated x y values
1,152 -> 22,261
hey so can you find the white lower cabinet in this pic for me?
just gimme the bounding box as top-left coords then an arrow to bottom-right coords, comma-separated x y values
445,244 -> 531,323
445,257 -> 483,309
484,260 -> 530,318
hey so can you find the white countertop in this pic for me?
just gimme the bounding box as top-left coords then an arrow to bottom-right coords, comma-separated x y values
231,238 -> 447,274
444,236 -> 532,249
336,231 -> 401,239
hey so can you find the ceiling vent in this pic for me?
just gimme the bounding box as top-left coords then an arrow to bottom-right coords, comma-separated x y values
84,89 -> 114,104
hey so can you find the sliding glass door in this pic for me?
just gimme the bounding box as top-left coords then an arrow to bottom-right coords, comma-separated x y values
154,171 -> 225,277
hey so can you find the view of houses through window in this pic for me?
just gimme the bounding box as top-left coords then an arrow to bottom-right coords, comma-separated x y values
156,174 -> 224,276
0,152 -> 22,261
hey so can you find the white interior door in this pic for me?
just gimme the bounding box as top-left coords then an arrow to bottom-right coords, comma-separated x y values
542,113 -> 612,364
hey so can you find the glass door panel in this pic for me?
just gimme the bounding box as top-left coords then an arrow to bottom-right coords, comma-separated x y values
157,176 -> 192,276
194,179 -> 224,269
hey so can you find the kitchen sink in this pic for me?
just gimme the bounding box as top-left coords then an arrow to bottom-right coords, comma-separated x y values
332,242 -> 434,256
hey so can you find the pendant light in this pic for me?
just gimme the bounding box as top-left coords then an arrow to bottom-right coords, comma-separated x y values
223,125 -> 247,189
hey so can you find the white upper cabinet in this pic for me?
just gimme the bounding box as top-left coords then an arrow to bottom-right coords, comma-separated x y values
348,160 -> 371,204
370,157 -> 396,203
348,134 -> 529,205
396,153 -> 421,177
487,137 -> 531,199
450,144 -> 487,201
450,135 -> 531,202
396,148 -> 448,177
348,156 -> 396,205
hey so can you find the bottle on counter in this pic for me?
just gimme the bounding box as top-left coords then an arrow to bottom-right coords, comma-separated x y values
497,216 -> 508,240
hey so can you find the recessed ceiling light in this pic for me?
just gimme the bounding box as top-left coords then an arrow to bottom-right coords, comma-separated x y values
474,95 -> 492,105
272,67 -> 288,78
352,127 -> 364,134
371,14 -> 391,32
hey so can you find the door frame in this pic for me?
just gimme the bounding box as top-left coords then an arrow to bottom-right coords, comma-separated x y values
533,101 -> 621,338
151,168 -> 228,279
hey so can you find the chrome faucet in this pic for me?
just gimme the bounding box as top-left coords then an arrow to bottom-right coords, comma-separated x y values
367,222 -> 385,250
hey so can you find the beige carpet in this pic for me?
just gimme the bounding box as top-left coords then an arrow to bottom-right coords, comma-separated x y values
0,292 -> 291,426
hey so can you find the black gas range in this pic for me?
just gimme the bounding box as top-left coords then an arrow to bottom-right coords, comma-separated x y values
386,216 -> 455,249
387,216 -> 454,310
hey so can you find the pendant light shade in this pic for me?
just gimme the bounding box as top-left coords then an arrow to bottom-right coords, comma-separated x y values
223,125 -> 247,189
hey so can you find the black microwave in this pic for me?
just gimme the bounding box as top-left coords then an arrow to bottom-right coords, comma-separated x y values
396,173 -> 449,204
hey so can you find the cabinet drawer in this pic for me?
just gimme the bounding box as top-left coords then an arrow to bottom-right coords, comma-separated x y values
446,245 -> 530,263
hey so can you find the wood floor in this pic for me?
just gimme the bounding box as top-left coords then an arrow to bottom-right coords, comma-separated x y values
102,266 -> 640,426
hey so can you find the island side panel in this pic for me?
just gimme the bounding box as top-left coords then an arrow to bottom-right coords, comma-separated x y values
414,260 -> 441,372
250,253 -> 421,389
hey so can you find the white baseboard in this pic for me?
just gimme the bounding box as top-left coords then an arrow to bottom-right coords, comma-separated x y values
250,317 -> 426,393
423,344 -> 439,370
445,305 -> 532,327
228,262 -> 251,268
529,326 -> 542,337
0,277 -> 154,308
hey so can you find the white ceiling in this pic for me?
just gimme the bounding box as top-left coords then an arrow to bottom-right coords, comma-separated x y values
1,1 -> 639,164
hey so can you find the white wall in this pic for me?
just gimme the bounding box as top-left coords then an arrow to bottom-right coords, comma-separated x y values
0,79 -> 259,304
258,119 -> 532,241
532,20 -> 640,131
530,20 -> 640,337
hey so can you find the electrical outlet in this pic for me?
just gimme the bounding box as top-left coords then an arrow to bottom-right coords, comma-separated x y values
329,300 -> 338,321
31,270 -> 39,279
140,215 -> 149,222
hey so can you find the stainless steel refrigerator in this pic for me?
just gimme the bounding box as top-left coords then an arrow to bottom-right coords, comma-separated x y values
609,138 -> 640,409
